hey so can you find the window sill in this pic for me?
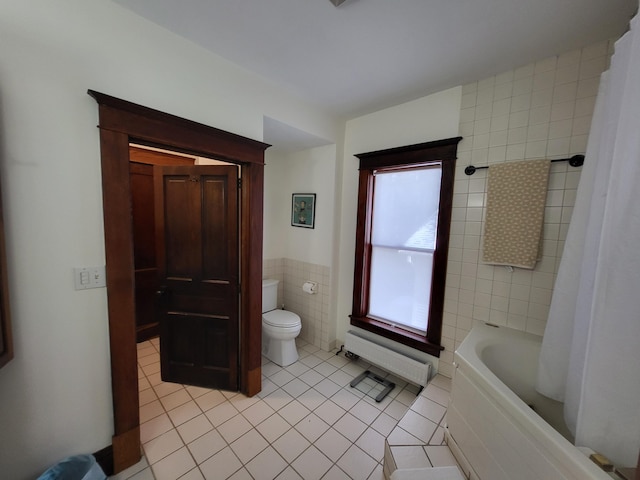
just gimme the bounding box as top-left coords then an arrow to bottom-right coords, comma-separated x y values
350,315 -> 444,358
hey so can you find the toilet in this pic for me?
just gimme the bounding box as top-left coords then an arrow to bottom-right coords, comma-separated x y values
262,279 -> 302,367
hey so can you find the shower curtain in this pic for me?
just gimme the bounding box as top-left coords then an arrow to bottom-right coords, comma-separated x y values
536,12 -> 640,467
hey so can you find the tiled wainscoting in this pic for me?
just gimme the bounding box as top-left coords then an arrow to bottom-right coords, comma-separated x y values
263,258 -> 334,352
439,40 -> 612,378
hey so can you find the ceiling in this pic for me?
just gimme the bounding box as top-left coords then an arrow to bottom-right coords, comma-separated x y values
113,0 -> 636,150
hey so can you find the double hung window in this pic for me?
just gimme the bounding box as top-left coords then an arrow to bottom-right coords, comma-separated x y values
350,138 -> 461,356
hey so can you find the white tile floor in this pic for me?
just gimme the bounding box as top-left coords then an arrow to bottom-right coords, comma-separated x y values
109,337 -> 457,480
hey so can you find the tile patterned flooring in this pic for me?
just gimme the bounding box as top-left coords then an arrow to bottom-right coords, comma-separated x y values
109,337 -> 458,480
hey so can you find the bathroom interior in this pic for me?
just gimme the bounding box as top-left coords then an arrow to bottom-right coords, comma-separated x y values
1,1 -> 640,479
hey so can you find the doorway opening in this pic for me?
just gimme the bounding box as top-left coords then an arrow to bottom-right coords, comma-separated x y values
131,145 -> 242,390
129,145 -> 239,344
89,90 -> 269,474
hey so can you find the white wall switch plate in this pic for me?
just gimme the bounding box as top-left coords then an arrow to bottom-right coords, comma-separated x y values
74,266 -> 107,290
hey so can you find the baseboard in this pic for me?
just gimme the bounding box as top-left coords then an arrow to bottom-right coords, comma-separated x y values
93,444 -> 114,476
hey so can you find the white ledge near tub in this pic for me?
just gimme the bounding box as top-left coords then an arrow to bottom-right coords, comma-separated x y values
382,374 -> 465,479
446,323 -> 612,480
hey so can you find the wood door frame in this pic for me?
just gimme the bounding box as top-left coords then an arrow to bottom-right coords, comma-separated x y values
88,90 -> 269,473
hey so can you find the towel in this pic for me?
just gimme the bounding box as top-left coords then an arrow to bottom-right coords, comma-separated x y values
482,159 -> 550,269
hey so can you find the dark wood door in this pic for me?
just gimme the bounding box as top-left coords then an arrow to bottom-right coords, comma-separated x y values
130,147 -> 194,343
155,165 -> 239,390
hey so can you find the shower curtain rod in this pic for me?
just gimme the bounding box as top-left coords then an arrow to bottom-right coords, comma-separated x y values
464,154 -> 585,176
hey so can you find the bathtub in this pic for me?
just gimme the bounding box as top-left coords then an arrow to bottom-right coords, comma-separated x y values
445,323 -> 610,480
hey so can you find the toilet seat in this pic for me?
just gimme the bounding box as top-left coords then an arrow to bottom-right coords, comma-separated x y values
263,310 -> 301,328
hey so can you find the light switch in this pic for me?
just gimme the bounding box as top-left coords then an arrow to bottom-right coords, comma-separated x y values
74,266 -> 107,290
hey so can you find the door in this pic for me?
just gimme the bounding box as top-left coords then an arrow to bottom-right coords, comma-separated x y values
130,146 -> 194,343
155,164 -> 239,391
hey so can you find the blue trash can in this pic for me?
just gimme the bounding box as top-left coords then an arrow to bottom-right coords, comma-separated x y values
37,454 -> 106,480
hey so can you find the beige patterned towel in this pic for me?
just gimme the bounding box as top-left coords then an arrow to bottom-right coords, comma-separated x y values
482,159 -> 550,269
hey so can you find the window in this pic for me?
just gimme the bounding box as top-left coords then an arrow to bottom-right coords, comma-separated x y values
369,165 -> 440,333
350,137 -> 461,357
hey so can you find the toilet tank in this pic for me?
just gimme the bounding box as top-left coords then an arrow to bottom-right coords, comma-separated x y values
262,279 -> 279,313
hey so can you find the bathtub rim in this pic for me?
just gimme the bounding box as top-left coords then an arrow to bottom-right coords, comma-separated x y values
452,323 -> 610,480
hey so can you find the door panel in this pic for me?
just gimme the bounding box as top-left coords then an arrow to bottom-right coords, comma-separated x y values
155,165 -> 239,391
202,177 -> 235,280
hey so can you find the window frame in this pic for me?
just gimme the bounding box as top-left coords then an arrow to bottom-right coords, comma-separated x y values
350,137 -> 462,357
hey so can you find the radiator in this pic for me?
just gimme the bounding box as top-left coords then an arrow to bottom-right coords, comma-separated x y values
344,330 -> 432,387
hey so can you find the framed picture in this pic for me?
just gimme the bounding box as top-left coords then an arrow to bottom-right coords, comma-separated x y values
291,193 -> 316,228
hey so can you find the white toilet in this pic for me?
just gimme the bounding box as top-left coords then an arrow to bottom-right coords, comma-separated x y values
262,279 -> 302,367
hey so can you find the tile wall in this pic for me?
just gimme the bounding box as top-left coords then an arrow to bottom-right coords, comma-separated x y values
263,258 -> 334,352
438,40 -> 613,377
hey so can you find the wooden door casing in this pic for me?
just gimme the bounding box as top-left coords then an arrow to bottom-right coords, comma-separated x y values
89,90 -> 268,474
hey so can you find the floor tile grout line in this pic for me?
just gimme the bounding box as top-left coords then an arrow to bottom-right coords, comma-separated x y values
137,351 -> 187,472
131,340 -> 443,480
136,341 -> 221,478
146,358 -> 286,474
142,354 -> 310,474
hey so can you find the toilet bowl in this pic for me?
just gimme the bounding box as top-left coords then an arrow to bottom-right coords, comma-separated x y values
262,309 -> 302,366
262,279 -> 302,367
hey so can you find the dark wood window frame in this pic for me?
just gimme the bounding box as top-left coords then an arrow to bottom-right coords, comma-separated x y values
350,137 -> 462,358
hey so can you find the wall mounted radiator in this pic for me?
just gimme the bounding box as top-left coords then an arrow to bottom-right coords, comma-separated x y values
344,330 -> 432,388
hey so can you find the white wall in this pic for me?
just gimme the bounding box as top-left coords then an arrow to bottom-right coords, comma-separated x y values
0,1 -> 339,478
263,150 -> 288,260
264,145 -> 337,267
334,87 -> 462,349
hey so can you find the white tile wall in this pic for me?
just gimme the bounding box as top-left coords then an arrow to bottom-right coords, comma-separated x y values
263,258 -> 334,352
439,40 -> 613,378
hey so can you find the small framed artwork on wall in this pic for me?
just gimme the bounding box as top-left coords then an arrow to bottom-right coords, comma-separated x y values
291,193 -> 316,228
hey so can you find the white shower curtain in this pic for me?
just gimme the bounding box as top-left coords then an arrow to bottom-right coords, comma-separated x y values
536,11 -> 640,467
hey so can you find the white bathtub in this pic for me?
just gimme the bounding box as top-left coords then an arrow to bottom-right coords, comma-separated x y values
445,323 -> 610,480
